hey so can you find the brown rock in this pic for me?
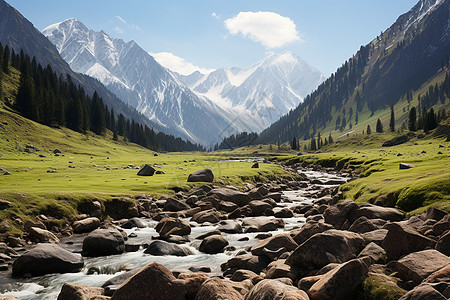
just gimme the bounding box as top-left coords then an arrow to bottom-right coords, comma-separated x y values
348,216 -> 379,233
323,200 -> 358,229
291,221 -> 334,245
187,168 -> 214,183
178,273 -> 209,300
231,270 -> 261,283
248,200 -> 272,216
199,235 -> 229,254
195,277 -> 244,300
436,231 -> 450,255
354,204 -> 405,221
286,230 -> 365,270
265,260 -> 298,281
396,249 -> 450,285
424,264 -> 450,283
382,222 -> 435,260
155,217 -> 191,238
208,188 -> 251,207
191,209 -> 222,223
245,279 -> 309,300
226,254 -> 271,274
24,219 -> 46,232
73,217 -> 101,233
242,217 -> 284,232
298,275 -> 322,292
251,234 -> 298,260
111,261 -> 186,300
164,198 -> 190,212
57,282 -> 104,300
433,214 -> 450,236
308,258 -> 370,300
29,227 -> 59,243
360,229 -> 388,246
398,283 -> 447,300
357,242 -> 386,264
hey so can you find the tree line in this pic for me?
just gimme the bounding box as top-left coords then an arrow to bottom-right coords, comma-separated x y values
0,43 -> 204,152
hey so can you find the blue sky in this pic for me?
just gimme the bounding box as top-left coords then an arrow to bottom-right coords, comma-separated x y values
8,0 -> 417,76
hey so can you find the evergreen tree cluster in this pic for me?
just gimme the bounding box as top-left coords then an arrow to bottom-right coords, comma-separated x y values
1,44 -> 203,152
215,132 -> 258,150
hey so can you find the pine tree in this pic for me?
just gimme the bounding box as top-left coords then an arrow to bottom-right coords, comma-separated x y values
15,61 -> 35,119
423,108 -> 437,132
328,133 -> 334,144
2,45 -> 10,74
291,137 -> 297,150
408,107 -> 417,131
376,119 -> 383,133
389,105 -> 395,132
90,91 -> 106,135
310,136 -> 317,151
367,124 -> 372,135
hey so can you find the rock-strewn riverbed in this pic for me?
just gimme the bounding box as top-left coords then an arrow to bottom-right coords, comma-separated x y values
0,165 -> 448,300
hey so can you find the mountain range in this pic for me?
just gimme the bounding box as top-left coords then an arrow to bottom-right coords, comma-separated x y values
259,0 -> 450,144
42,19 -> 323,145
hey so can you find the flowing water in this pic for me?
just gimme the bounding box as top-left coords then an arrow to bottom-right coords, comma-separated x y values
0,169 -> 349,299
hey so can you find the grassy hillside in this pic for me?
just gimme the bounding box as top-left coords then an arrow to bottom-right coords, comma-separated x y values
274,130 -> 450,216
0,107 -> 291,237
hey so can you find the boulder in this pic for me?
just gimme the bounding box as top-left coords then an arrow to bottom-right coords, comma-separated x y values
382,134 -> 412,147
436,231 -> 450,255
0,200 -> 11,210
291,221 -> 334,245
191,209 -> 222,223
308,258 -> 370,300
199,235 -> 229,254
265,260 -> 298,281
274,208 -> 294,218
242,217 -> 284,232
187,168 -> 214,183
423,207 -> 448,222
57,283 -> 104,300
286,230 -> 365,270
231,270 -> 261,283
357,242 -> 386,264
177,272 -> 210,300
360,229 -> 388,246
398,283 -> 447,300
248,200 -> 272,216
396,249 -> 450,285
73,217 -> 101,233
245,279 -> 309,300
111,261 -> 186,300
195,277 -> 244,300
424,264 -> 450,283
156,217 -> 191,238
29,227 -> 59,243
137,164 -> 156,176
348,216 -> 378,233
164,198 -> 190,212
323,200 -> 358,229
82,228 -> 125,257
251,163 -> 259,168
433,214 -> 450,236
121,217 -> 146,229
208,188 -> 251,207
226,254 -> 271,274
251,234 -> 298,260
217,220 -> 243,234
354,204 -> 405,221
399,163 -> 416,169
12,244 -> 83,277
144,240 -> 193,256
382,222 -> 435,260
218,201 -> 239,213
24,219 -> 46,232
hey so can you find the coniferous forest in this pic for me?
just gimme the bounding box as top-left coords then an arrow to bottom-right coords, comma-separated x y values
0,43 -> 204,152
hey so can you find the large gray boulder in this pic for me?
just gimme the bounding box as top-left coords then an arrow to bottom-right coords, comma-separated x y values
144,240 -> 193,256
208,188 -> 251,207
82,228 -> 125,257
187,168 -> 214,182
286,230 -> 365,270
12,244 -> 83,277
354,204 -> 405,221
137,164 -> 156,176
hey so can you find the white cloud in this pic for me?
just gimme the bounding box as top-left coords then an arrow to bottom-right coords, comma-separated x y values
212,12 -> 220,19
116,15 -> 126,24
224,11 -> 301,48
150,52 -> 214,76
114,26 -> 124,34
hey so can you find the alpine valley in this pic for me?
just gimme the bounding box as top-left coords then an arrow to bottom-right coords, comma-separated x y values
42,19 -> 323,145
